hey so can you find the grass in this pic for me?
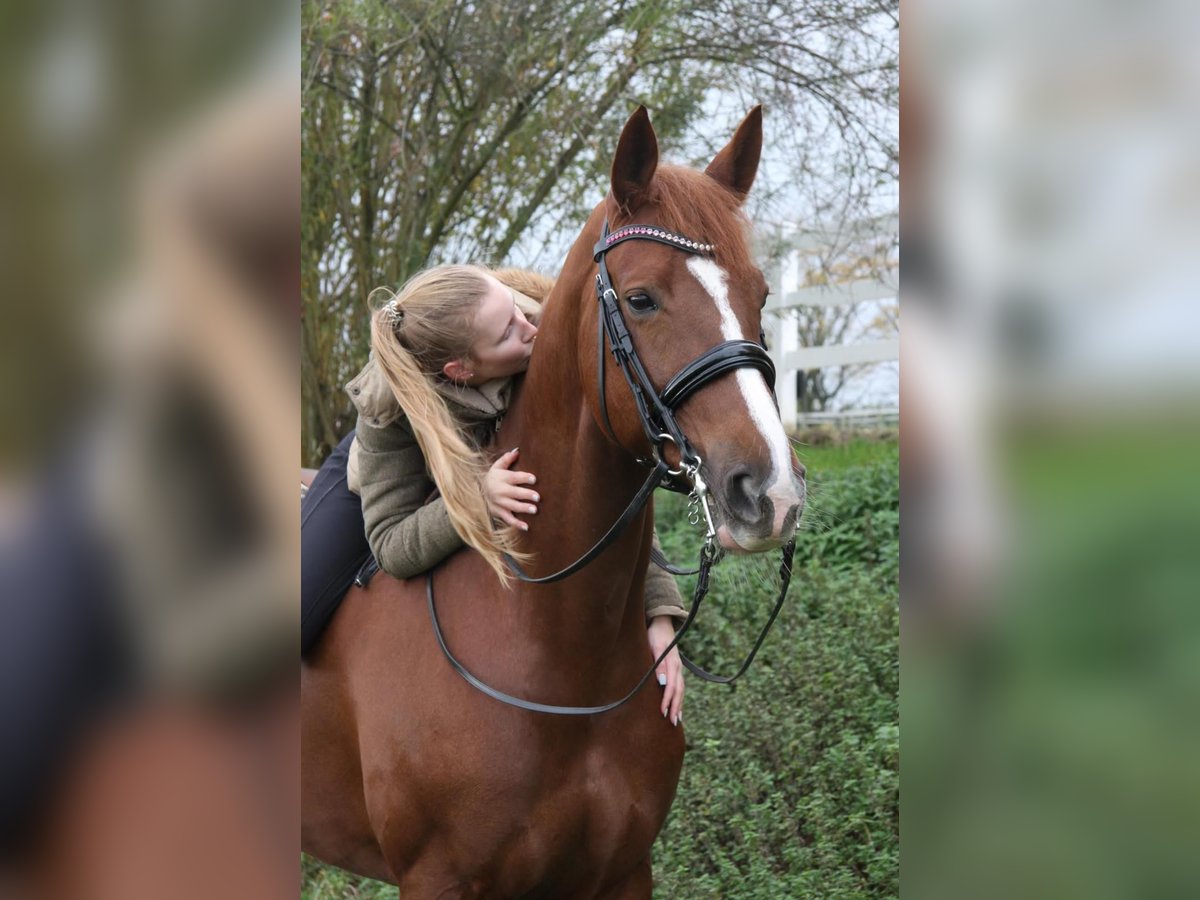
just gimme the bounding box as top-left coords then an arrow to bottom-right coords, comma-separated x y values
791,431 -> 899,475
302,855 -> 397,899
303,433 -> 899,897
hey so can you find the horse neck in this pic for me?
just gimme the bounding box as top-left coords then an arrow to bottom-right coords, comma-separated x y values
496,232 -> 653,656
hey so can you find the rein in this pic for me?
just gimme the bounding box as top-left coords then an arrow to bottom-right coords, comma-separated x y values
427,538 -> 795,716
427,220 -> 796,715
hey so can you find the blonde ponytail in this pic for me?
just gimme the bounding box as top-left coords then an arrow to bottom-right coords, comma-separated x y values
368,265 -> 545,585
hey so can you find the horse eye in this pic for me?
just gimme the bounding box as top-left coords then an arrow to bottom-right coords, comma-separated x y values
626,293 -> 657,313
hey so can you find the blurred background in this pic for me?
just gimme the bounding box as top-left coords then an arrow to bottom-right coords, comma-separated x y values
0,0 -> 297,897
904,0 -> 1200,895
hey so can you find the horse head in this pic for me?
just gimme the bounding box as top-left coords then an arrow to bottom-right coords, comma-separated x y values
581,105 -> 806,553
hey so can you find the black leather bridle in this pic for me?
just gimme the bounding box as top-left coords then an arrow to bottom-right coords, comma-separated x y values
591,221 -> 777,490
425,220 -> 796,715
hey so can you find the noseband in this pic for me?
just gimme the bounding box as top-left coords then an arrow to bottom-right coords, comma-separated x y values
423,220 -> 797,715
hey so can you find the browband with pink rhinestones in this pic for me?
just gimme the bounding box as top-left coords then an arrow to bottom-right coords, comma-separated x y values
594,224 -> 715,261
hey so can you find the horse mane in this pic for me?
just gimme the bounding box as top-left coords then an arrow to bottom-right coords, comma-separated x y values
615,164 -> 758,280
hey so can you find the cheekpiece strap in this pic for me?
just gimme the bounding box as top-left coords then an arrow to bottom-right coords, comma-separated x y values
593,224 -> 715,261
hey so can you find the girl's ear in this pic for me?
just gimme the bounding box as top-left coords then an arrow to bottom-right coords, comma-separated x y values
443,358 -> 474,383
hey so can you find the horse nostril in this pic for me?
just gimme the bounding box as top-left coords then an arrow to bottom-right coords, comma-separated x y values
724,465 -> 768,524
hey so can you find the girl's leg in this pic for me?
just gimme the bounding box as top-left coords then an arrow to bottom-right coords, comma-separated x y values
301,431 -> 371,657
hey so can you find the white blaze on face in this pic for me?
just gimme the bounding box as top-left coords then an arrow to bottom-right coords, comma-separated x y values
686,257 -> 798,529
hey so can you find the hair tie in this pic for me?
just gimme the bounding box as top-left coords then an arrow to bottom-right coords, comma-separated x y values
383,298 -> 405,328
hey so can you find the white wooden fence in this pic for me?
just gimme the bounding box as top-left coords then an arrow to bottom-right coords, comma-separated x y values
758,214 -> 899,430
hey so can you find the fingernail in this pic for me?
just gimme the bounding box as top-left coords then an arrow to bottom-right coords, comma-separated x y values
663,709 -> 668,718
510,447 -> 519,454
673,714 -> 679,726
528,476 -> 536,484
531,493 -> 539,502
521,522 -> 529,531
657,674 -> 667,687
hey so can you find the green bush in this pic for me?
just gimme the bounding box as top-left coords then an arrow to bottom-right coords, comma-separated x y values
651,448 -> 899,898
795,445 -> 899,583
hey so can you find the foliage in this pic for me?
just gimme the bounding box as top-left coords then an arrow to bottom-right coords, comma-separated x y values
793,441 -> 899,582
302,440 -> 899,897
651,566 -> 898,898
646,447 -> 898,897
794,433 -> 899,474
302,854 -> 397,899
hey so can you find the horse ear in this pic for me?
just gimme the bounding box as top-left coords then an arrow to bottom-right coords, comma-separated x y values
704,105 -> 763,202
610,106 -> 659,216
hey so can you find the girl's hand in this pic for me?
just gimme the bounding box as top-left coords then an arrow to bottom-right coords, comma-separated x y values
485,448 -> 539,531
647,615 -> 684,726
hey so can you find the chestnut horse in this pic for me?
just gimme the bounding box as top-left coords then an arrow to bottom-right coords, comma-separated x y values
301,106 -> 805,898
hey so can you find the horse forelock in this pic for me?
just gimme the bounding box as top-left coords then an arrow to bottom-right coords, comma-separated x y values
614,165 -> 757,280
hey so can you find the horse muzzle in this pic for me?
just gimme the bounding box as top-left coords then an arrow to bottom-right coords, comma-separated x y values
713,462 -> 805,554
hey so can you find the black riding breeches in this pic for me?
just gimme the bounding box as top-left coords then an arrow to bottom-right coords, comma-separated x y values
301,430 -> 372,657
